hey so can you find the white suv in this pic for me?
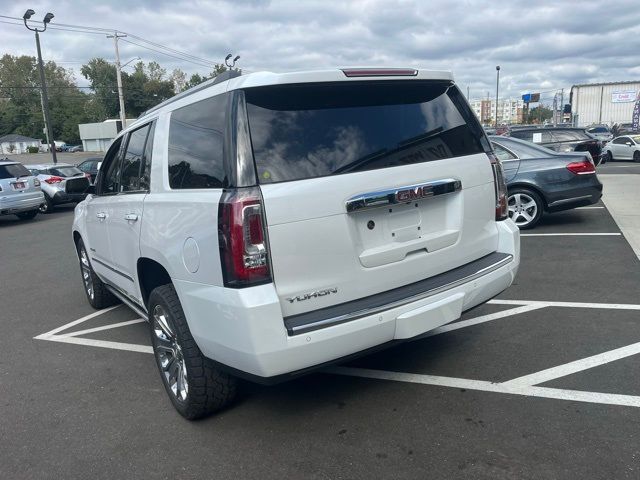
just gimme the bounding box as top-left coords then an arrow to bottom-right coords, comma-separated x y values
72,68 -> 520,419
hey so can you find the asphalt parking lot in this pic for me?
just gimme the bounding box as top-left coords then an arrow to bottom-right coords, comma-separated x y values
1,163 -> 640,479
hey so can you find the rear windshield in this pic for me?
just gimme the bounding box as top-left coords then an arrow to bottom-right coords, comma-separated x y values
244,81 -> 488,184
0,163 -> 30,179
49,166 -> 83,177
588,127 -> 609,133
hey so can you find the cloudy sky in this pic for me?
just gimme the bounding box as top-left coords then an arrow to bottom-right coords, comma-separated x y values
2,0 -> 640,104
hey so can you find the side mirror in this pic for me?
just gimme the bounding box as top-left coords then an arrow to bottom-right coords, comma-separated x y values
626,142 -> 633,146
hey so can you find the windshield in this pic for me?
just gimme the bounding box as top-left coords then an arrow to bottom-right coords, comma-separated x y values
588,127 -> 609,133
49,166 -> 83,177
0,163 -> 31,179
244,81 -> 488,184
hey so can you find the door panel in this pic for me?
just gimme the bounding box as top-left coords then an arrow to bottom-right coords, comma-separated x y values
85,195 -> 120,285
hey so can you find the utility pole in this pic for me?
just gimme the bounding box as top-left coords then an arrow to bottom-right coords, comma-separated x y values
553,92 -> 558,127
23,9 -> 57,163
495,66 -> 500,128
467,86 -> 470,99
39,89 -> 50,148
107,32 -> 127,130
559,88 -> 564,125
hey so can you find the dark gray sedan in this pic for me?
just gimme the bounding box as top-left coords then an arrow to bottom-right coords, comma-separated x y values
489,136 -> 603,229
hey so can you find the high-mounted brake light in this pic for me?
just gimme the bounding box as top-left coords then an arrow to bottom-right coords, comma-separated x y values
566,160 -> 596,175
218,187 -> 272,288
44,176 -> 64,184
489,152 -> 508,221
342,68 -> 418,78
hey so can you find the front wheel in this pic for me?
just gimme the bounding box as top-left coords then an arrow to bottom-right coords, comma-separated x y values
148,284 -> 237,420
603,151 -> 613,163
634,151 -> 640,163
16,210 -> 38,220
508,189 -> 544,229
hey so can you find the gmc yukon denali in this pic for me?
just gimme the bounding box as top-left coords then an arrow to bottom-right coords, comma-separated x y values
72,68 -> 520,419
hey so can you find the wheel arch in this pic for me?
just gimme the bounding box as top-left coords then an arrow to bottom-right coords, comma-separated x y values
137,257 -> 172,308
507,182 -> 548,210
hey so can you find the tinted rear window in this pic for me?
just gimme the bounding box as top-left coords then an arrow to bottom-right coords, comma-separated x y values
245,81 -> 487,184
0,163 -> 30,179
50,166 -> 83,177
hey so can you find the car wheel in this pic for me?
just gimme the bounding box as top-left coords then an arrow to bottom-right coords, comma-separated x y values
76,238 -> 118,309
15,210 -> 38,220
39,195 -> 53,214
634,151 -> 640,163
149,284 -> 237,420
604,151 -> 613,163
508,189 -> 543,230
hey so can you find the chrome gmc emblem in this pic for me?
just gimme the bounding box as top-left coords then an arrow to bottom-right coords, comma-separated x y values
395,184 -> 437,203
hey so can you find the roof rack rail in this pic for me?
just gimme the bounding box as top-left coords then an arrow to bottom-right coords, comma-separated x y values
138,69 -> 242,118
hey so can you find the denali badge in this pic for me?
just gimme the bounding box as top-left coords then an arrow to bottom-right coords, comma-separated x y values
286,288 -> 338,303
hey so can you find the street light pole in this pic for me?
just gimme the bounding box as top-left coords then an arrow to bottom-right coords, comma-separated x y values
495,66 -> 500,128
23,9 -> 57,164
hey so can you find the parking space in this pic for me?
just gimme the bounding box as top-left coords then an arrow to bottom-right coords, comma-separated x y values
2,171 -> 640,478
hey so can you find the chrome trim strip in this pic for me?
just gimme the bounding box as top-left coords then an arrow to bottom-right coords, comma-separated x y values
91,256 -> 135,283
105,285 -> 149,320
345,178 -> 462,213
548,195 -> 592,207
289,254 -> 513,334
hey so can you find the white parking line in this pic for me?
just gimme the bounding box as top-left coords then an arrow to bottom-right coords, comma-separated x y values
489,299 -> 640,311
503,341 -> 640,387
327,366 -> 640,409
34,305 -> 121,339
520,233 -> 621,237
44,335 -> 153,354
58,318 -> 146,338
576,206 -> 605,210
424,304 -> 545,337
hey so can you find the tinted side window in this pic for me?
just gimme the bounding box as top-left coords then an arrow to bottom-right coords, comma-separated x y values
120,124 -> 150,192
612,137 -> 629,145
168,94 -> 228,189
510,130 -> 533,141
99,138 -> 123,195
492,143 -> 517,161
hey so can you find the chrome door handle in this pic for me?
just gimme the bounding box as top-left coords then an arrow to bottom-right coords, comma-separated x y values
124,213 -> 139,222
96,212 -> 107,220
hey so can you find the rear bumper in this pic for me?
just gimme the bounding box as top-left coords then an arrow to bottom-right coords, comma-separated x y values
546,182 -> 603,213
0,192 -> 45,215
174,220 -> 520,381
52,191 -> 87,205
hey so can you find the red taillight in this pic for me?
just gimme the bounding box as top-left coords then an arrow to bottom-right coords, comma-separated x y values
341,68 -> 418,77
218,187 -> 271,288
566,160 -> 596,175
489,152 -> 508,221
44,176 -> 64,184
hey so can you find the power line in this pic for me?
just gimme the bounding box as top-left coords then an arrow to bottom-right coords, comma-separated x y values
119,38 -> 213,68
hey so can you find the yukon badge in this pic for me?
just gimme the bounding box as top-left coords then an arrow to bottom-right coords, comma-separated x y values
286,288 -> 338,303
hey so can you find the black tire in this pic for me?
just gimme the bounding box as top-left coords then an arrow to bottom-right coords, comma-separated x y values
39,194 -> 53,214
634,151 -> 640,163
75,238 -> 118,309
604,151 -> 613,163
507,188 -> 544,230
148,284 -> 237,420
16,209 -> 38,220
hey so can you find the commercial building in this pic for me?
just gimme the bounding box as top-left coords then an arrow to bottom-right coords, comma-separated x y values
470,98 -> 524,125
0,134 -> 41,154
78,119 -> 134,152
570,81 -> 640,127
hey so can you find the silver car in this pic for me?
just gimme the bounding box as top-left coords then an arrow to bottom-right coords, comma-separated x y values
0,160 -> 45,220
601,135 -> 640,163
28,163 -> 91,213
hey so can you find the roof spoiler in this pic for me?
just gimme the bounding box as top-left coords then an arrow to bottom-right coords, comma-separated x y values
138,69 -> 242,118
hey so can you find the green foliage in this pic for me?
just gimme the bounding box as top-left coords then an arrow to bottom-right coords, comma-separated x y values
1,54 -> 228,143
525,105 -> 553,124
27,145 -> 39,153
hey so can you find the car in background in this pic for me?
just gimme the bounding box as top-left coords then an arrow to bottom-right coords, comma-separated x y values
69,145 -> 84,153
28,163 -> 90,213
76,157 -> 102,184
489,136 -> 603,229
586,125 -> 613,143
508,127 -> 603,165
0,160 -> 44,220
602,135 -> 640,163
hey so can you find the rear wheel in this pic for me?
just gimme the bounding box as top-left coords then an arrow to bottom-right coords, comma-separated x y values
149,284 -> 237,420
39,195 -> 53,214
508,188 -> 543,229
634,151 -> 640,163
76,238 -> 118,309
16,210 -> 38,220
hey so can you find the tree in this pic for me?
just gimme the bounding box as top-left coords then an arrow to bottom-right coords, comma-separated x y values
170,68 -> 187,93
526,105 -> 553,124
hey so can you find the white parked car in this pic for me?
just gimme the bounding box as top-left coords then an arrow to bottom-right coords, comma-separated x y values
72,68 -> 520,419
601,135 -> 640,163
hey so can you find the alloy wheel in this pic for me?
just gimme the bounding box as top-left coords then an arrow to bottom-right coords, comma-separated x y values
152,305 -> 188,402
78,245 -> 94,300
508,192 -> 538,227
